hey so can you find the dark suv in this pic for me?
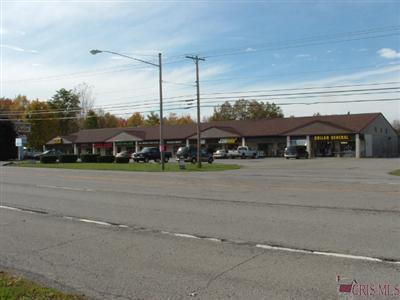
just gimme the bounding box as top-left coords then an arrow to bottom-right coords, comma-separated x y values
132,147 -> 171,163
176,146 -> 214,164
284,145 -> 309,159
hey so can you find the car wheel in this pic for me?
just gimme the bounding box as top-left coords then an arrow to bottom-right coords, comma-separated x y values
208,157 -> 213,164
241,154 -> 246,159
286,157 -> 289,160
144,157 -> 149,163
164,157 -> 169,163
191,157 -> 197,164
155,158 -> 160,163
252,153 -> 256,159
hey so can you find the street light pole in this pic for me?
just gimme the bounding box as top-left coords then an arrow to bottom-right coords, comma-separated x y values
186,55 -> 205,168
158,53 -> 165,171
90,49 -> 165,171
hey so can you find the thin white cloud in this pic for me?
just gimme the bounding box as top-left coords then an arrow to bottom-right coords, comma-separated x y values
245,47 -> 256,52
377,48 -> 400,59
109,56 -> 126,60
296,54 -> 310,58
1,44 -> 37,53
299,64 -> 400,86
16,30 -> 26,36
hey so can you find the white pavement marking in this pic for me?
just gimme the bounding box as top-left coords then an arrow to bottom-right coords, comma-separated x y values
2,204 -> 400,265
78,218 -> 112,226
174,233 -> 201,239
36,185 -> 94,192
204,238 -> 222,242
0,205 -> 22,211
256,244 -> 400,264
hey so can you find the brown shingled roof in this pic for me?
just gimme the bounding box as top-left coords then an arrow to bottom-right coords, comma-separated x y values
47,113 -> 381,144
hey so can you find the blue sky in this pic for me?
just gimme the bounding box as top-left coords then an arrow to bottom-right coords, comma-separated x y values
1,1 -> 399,121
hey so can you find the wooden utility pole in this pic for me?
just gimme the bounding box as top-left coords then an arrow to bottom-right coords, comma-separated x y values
186,55 -> 205,168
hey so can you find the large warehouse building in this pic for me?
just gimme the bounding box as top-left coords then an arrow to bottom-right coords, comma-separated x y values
46,112 -> 398,158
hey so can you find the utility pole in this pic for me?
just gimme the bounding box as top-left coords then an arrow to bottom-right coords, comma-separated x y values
158,53 -> 165,171
186,55 -> 205,168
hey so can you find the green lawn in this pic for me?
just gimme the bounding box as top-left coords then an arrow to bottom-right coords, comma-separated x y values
389,169 -> 400,176
15,161 -> 241,172
0,271 -> 86,300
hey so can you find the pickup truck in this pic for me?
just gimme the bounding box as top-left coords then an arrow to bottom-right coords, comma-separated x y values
227,146 -> 258,159
132,147 -> 172,163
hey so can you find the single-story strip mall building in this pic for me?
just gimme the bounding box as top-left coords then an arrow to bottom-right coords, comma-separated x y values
46,112 -> 399,158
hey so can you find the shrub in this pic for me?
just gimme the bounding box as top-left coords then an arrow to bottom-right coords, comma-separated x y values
97,155 -> 115,163
40,155 -> 58,163
59,154 -> 78,163
80,154 -> 99,163
115,157 -> 129,163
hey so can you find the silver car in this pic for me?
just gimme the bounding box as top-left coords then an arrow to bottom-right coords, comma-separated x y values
213,149 -> 228,159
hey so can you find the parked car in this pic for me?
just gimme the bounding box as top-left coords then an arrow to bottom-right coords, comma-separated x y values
227,146 -> 258,159
23,147 -> 41,159
34,149 -> 62,160
213,149 -> 228,159
116,151 -> 132,158
132,147 -> 171,163
176,146 -> 213,164
284,145 -> 309,159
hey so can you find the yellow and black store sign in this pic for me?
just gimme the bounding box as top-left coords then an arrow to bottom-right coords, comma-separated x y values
313,135 -> 351,141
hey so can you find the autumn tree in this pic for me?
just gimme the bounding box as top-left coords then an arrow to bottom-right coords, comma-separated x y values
24,100 -> 58,150
83,110 -> 99,129
10,95 -> 29,119
98,112 -> 118,128
49,89 -> 81,135
127,112 -> 145,127
209,99 -> 283,121
165,113 -> 194,125
144,111 -> 160,126
209,102 -> 235,121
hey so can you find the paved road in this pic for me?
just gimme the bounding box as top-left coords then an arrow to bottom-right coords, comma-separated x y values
1,158 -> 399,299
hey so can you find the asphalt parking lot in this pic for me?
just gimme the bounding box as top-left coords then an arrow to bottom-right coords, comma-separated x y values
1,158 -> 399,299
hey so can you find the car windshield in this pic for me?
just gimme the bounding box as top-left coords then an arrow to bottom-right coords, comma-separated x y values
176,147 -> 187,154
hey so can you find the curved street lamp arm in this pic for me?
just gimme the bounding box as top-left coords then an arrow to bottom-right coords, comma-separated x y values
90,49 -> 159,67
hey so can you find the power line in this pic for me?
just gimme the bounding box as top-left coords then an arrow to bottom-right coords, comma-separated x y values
186,98 -> 400,109
3,96 -> 397,122
196,86 -> 400,101
191,64 -> 400,84
2,89 -> 398,118
1,81 -> 398,115
201,26 -> 400,58
180,25 -> 400,58
2,86 -> 396,116
90,80 -> 400,107
0,105 -> 191,122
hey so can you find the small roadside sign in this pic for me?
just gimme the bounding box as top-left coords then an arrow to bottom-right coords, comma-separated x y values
15,138 -> 23,147
14,122 -> 31,133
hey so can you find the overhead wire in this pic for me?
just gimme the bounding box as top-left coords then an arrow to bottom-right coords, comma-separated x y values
1,82 -> 399,116
172,25 -> 400,58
